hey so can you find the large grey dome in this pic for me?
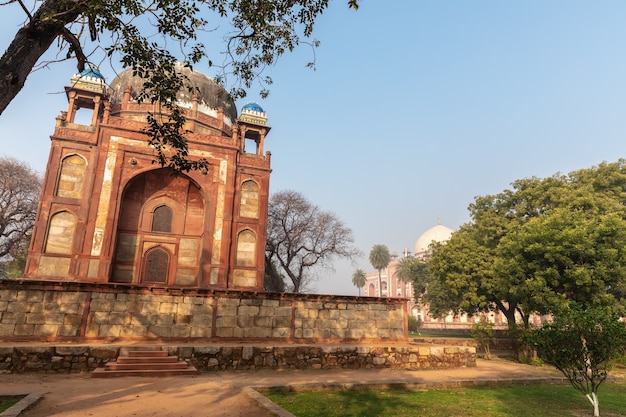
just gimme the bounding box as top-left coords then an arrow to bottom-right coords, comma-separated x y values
108,63 -> 238,122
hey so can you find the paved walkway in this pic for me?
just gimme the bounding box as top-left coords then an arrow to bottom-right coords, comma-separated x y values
1,359 -> 569,417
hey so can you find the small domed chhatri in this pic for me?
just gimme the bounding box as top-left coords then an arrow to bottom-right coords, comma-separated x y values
240,102 -> 268,126
70,67 -> 106,94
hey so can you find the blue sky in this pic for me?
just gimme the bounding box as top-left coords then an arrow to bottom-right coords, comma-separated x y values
2,1 -> 626,295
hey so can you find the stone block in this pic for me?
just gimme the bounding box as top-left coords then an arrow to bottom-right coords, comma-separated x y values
0,290 -> 18,302
0,301 -> 7,311
63,314 -> 83,326
56,346 -> 88,356
141,302 -> 160,314
237,305 -> 259,315
159,302 -> 177,314
171,325 -> 191,338
120,326 -> 147,337
34,324 -> 58,336
17,290 -> 44,303
25,313 -> 46,325
57,325 -> 80,337
272,328 -> 290,338
147,325 -> 171,337
90,298 -> 114,312
214,327 -> 233,337
235,315 -> 252,328
273,316 -> 291,328
177,303 -> 193,315
99,325 -> 122,337
92,311 -> 110,325
56,303 -> 82,315
108,312 -> 131,325
1,312 -> 25,324
253,316 -> 271,327
243,327 -> 271,338
0,323 -> 15,336
192,314 -> 213,326
214,316 -> 235,328
7,302 -> 29,313
90,347 -> 119,358
262,299 -> 280,307
13,324 -> 34,336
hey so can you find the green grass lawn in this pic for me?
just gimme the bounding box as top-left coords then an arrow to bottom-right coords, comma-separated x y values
264,383 -> 626,417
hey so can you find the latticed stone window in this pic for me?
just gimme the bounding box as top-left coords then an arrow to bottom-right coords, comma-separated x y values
143,247 -> 169,282
152,205 -> 173,232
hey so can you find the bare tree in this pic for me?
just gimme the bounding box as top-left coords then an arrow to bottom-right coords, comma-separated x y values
0,157 -> 41,276
266,190 -> 361,293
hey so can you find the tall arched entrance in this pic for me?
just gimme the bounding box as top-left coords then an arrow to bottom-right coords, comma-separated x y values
111,169 -> 206,286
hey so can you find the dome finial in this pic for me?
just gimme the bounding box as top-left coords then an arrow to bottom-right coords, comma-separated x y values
437,215 -> 441,225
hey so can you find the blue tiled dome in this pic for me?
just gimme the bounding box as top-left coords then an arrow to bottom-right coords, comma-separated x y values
79,67 -> 105,80
242,102 -> 264,113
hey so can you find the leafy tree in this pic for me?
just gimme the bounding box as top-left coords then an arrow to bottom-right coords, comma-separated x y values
1,0 -> 359,170
0,157 -> 41,277
351,268 -> 366,296
427,160 -> 626,329
266,190 -> 361,293
524,305 -> 626,417
368,244 -> 390,297
470,316 -> 495,359
394,255 -> 429,301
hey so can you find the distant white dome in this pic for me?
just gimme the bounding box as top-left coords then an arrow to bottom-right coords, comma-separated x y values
414,224 -> 454,258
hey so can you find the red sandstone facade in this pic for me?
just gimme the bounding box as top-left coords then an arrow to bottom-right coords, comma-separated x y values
24,67 -> 271,290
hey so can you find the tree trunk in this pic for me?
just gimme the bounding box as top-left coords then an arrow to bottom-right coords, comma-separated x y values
586,392 -> 600,417
0,0 -> 81,115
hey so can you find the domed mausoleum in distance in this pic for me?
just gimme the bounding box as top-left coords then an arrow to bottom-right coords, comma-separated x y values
414,221 -> 454,259
24,65 -> 272,291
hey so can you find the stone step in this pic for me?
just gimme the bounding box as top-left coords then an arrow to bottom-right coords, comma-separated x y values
92,367 -> 199,378
104,361 -> 191,371
91,349 -> 198,378
127,350 -> 169,357
117,355 -> 179,364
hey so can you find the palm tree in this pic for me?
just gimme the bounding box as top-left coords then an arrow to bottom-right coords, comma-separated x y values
369,244 -> 390,297
394,256 -> 412,298
351,269 -> 367,296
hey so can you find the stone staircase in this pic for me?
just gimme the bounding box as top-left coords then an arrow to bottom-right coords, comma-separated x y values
92,350 -> 198,378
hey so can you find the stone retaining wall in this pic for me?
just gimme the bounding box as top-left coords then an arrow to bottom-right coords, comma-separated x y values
0,280 -> 407,343
0,344 -> 476,374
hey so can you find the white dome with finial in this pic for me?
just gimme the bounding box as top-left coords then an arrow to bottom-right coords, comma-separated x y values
414,218 -> 454,258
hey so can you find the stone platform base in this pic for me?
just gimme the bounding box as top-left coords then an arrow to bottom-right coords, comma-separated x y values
0,343 -> 476,374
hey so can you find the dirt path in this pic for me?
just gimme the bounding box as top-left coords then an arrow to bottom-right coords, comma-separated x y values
1,359 -> 570,417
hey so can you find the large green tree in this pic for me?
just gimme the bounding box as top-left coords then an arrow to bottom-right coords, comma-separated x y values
369,244 -> 390,297
427,160 -> 626,328
0,0 -> 359,170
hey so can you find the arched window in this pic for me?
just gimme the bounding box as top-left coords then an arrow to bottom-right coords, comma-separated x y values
151,205 -> 173,232
56,155 -> 86,198
239,180 -> 259,218
235,229 -> 256,266
45,211 -> 76,254
368,283 -> 376,297
143,246 -> 170,283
